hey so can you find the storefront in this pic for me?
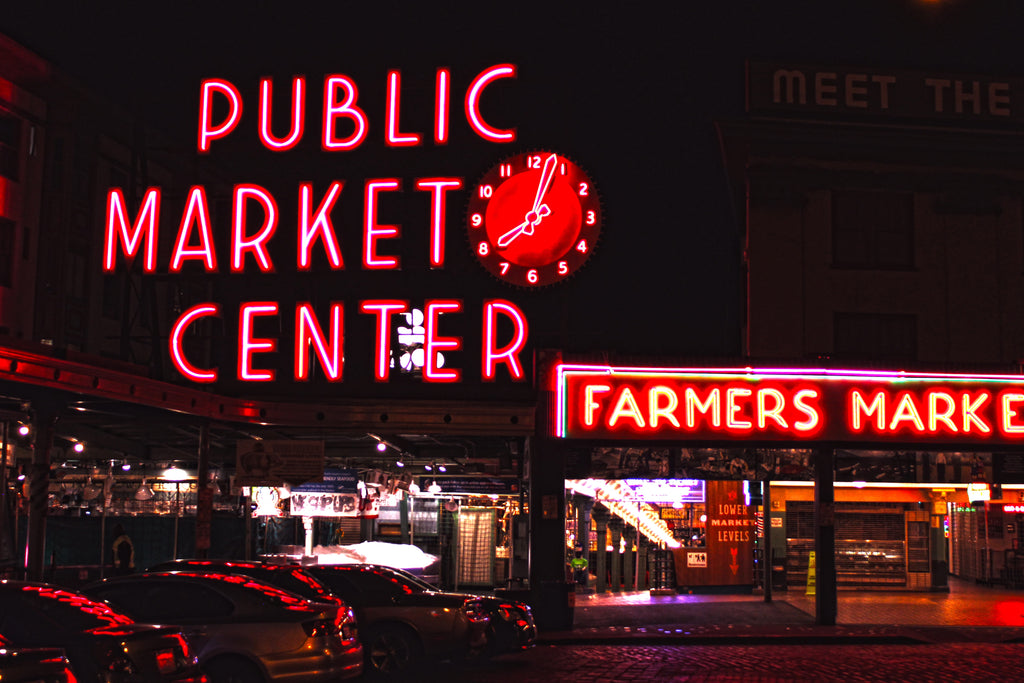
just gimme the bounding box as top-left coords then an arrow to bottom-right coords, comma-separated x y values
537,360 -> 1024,625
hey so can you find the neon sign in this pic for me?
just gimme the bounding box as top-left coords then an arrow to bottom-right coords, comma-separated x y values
1003,505 -> 1024,513
103,65 -> 532,385
555,365 -> 1024,447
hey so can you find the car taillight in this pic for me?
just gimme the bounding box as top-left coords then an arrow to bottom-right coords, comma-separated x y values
463,599 -> 490,624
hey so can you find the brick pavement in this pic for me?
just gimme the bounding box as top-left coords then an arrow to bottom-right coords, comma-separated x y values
536,577 -> 1024,646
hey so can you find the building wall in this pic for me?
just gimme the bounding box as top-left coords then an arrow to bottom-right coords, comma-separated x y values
746,166 -> 1024,365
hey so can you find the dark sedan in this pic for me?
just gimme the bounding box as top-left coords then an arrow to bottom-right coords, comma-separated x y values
0,634 -> 77,683
0,580 -> 205,683
313,564 -> 537,657
82,571 -> 362,682
305,563 -> 492,675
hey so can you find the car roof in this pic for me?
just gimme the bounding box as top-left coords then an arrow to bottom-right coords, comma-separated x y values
85,571 -> 320,612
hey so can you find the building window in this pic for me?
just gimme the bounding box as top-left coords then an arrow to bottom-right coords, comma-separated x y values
834,312 -> 916,361
832,189 -> 914,269
0,217 -> 14,288
0,113 -> 20,181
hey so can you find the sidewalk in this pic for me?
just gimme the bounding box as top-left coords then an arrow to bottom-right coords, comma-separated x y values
537,578 -> 1024,646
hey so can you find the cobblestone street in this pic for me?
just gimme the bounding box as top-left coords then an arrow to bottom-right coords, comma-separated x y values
435,642 -> 1024,682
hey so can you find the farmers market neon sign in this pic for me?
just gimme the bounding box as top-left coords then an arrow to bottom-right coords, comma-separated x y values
555,365 -> 1024,446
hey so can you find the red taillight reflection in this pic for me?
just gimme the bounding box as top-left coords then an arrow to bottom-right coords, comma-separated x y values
155,648 -> 177,674
463,599 -> 490,624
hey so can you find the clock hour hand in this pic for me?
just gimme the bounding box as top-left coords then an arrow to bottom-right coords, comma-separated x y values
497,219 -> 530,248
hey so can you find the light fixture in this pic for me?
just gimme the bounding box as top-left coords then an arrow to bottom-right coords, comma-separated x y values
17,424 -> 29,436
395,458 -> 405,468
437,464 -> 447,473
73,442 -> 85,453
161,467 -> 189,482
424,463 -> 433,471
376,442 -> 387,452
134,477 -> 155,500
121,462 -> 131,471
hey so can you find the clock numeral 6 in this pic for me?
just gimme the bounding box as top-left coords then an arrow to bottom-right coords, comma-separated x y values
527,269 -> 538,284
478,242 -> 489,256
478,184 -> 493,198
471,213 -> 483,227
586,210 -> 596,226
576,239 -> 589,254
558,261 -> 568,275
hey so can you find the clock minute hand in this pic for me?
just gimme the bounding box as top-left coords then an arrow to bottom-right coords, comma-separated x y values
495,154 -> 559,249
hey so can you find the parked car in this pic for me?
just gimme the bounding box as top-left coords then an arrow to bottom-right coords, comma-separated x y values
81,571 -> 361,682
147,559 -> 341,605
0,580 -> 205,683
0,634 -> 77,683
311,564 -> 536,658
303,563 -> 492,675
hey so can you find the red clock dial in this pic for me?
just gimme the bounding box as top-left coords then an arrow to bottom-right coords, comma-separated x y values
467,151 -> 601,287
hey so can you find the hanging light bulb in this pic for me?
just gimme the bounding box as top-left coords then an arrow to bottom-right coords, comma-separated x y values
73,442 -> 85,453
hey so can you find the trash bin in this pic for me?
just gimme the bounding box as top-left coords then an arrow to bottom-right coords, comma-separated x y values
532,580 -> 574,631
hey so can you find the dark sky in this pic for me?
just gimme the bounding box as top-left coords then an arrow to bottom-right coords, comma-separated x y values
1,1 -> 1019,380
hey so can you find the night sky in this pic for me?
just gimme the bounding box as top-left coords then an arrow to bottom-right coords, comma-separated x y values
2,1 -> 1020,392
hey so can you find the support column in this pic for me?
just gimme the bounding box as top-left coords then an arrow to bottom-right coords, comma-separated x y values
573,494 -> 593,593
814,448 -> 837,626
609,518 -> 623,593
592,506 -> 609,593
763,479 -> 772,602
623,525 -> 636,591
25,402 -> 60,581
194,423 -> 212,559
637,535 -> 650,590
528,351 -> 570,630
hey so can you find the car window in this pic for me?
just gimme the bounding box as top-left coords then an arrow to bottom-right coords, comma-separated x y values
327,568 -> 410,598
92,580 -> 234,621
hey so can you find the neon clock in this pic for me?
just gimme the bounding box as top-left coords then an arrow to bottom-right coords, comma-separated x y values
467,151 -> 601,287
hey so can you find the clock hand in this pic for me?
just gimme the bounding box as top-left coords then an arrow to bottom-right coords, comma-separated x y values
496,154 -> 559,248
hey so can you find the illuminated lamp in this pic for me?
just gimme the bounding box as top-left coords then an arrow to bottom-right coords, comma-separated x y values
161,467 -> 190,482
121,462 -> 131,471
395,458 -> 405,468
376,442 -> 387,452
437,464 -> 447,473
424,463 -> 433,471
17,424 -> 29,436
428,480 -> 442,494
73,442 -> 85,453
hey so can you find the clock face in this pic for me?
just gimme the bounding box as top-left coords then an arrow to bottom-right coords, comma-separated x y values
467,151 -> 601,287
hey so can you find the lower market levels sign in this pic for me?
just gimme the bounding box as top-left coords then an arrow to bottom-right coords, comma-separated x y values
554,365 -> 1024,448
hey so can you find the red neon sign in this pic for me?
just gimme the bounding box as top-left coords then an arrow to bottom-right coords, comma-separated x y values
555,365 -> 1024,447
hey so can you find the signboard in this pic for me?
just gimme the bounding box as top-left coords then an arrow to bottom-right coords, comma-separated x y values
967,482 -> 991,503
235,440 -> 325,486
292,468 -> 359,494
421,477 -> 520,496
290,491 -> 361,517
622,479 -> 704,504
686,551 -> 707,568
555,365 -> 1024,448
98,64 -> 585,392
748,61 -> 1024,125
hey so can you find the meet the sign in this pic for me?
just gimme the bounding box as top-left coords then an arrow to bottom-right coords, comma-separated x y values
748,61 -> 1024,124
